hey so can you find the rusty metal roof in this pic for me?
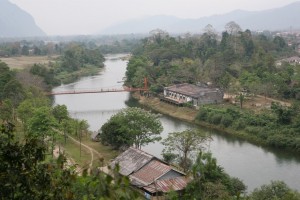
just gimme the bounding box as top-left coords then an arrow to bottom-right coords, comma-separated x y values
110,147 -> 154,176
129,160 -> 172,186
143,176 -> 191,193
165,83 -> 221,99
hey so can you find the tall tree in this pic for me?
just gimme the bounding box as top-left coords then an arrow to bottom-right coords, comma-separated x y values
100,107 -> 163,149
52,104 -> 69,124
27,107 -> 58,156
183,152 -> 246,200
250,181 -> 300,200
162,129 -> 211,172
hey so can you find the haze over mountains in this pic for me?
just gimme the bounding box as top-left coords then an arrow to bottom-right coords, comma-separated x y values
1,0 -> 300,37
101,1 -> 300,34
0,0 -> 45,37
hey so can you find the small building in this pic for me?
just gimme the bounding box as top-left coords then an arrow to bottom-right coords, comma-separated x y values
162,83 -> 223,107
110,147 -> 154,176
110,147 -> 190,199
276,56 -> 300,66
129,160 -> 188,195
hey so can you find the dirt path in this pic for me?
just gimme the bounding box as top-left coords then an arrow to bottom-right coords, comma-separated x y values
53,146 -> 81,173
256,95 -> 291,107
55,129 -> 103,174
66,134 -> 94,174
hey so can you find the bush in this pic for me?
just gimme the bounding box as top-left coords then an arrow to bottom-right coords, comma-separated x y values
232,119 -> 246,130
196,108 -> 209,121
221,114 -> 234,127
208,113 -> 222,125
267,134 -> 289,148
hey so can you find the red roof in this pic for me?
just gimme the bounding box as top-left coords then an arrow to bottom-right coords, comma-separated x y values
110,147 -> 154,176
143,176 -> 191,193
130,160 -> 172,186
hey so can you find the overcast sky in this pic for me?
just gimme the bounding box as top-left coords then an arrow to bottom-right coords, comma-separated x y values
9,0 -> 299,35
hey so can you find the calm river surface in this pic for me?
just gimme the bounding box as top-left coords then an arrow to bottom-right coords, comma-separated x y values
53,54 -> 300,192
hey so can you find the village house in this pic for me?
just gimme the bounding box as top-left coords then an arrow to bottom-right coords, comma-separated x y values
110,147 -> 190,199
162,83 -> 223,107
276,56 -> 300,66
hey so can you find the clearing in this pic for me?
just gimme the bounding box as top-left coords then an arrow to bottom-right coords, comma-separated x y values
0,55 -> 59,69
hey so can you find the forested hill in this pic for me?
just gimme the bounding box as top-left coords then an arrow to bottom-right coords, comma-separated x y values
126,27 -> 299,100
0,0 -> 46,37
101,1 -> 300,34
126,28 -> 300,153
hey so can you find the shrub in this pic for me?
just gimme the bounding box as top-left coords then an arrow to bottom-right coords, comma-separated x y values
196,108 -> 209,121
221,114 -> 234,127
209,113 -> 223,125
232,119 -> 246,130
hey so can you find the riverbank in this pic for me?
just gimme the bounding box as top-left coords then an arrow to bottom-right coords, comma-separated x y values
133,93 -> 198,122
56,64 -> 103,85
132,93 -> 282,150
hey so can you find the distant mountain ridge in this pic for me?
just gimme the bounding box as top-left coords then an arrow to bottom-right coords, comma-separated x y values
0,0 -> 46,37
101,1 -> 300,34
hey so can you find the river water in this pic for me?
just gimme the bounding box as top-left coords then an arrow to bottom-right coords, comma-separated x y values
53,54 -> 300,192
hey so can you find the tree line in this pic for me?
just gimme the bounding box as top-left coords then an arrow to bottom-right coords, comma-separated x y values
126,23 -> 299,99
125,23 -> 300,152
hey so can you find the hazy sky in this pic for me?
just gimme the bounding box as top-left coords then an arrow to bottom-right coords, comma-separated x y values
9,0 -> 299,35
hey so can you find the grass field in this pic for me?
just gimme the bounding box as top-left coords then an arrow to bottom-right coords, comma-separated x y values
0,55 -> 59,69
58,135 -> 118,169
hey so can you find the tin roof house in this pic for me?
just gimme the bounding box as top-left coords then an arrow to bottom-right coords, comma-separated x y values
162,83 -> 223,107
110,147 -> 190,199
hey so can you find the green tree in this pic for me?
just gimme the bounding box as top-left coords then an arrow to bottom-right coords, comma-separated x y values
162,129 -> 211,172
250,181 -> 300,200
1,120 -> 141,200
100,107 -> 163,149
0,123 -> 76,200
0,61 -> 24,106
237,93 -> 245,109
27,107 -> 58,156
271,102 -> 293,124
0,99 -> 13,122
183,152 -> 246,200
53,104 -> 69,124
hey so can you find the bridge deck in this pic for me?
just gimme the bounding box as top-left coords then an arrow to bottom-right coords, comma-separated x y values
48,87 -> 147,95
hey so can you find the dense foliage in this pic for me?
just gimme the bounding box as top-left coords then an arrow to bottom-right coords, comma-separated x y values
0,124 -> 142,200
125,25 -> 300,153
0,61 -> 24,107
100,107 -> 163,149
126,26 -> 300,99
29,43 -> 105,87
195,103 -> 300,152
0,62 -> 142,198
162,129 -> 211,172
250,181 -> 300,200
0,57 -> 299,200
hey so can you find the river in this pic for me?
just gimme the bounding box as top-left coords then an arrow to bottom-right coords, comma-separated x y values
53,54 -> 300,192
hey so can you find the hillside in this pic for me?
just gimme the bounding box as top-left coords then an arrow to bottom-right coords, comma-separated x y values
101,1 -> 300,34
0,0 -> 46,37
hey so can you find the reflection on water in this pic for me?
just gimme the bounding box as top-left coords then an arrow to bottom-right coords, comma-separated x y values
53,54 -> 300,192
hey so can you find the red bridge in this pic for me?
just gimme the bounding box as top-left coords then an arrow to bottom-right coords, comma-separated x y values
48,86 -> 148,96
48,78 -> 148,96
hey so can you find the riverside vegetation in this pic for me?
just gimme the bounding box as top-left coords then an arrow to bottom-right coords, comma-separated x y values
126,24 -> 300,153
1,30 -> 300,199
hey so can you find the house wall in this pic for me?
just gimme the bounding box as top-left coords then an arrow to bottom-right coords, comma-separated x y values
197,90 -> 224,105
164,90 -> 191,103
164,88 -> 223,106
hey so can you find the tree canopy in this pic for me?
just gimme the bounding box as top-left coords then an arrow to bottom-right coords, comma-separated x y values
162,129 -> 211,172
100,107 -> 163,149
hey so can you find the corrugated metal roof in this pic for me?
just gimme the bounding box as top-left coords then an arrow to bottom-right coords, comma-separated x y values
143,176 -> 190,193
129,160 -> 172,186
110,147 -> 154,176
165,83 -> 221,99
